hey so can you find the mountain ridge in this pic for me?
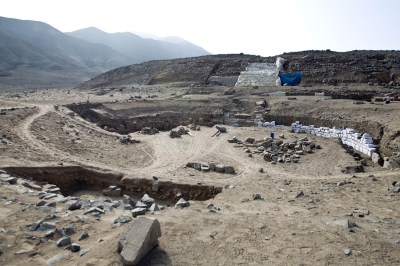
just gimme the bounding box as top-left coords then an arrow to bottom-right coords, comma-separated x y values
0,16 -> 210,88
66,27 -> 210,63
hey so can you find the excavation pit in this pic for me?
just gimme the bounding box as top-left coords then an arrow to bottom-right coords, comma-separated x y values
1,166 -> 223,202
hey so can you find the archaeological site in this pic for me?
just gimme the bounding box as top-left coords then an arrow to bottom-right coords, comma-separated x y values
1,51 -> 400,265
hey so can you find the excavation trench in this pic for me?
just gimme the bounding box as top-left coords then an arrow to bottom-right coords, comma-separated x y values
66,102 -> 225,134
65,102 -> 389,157
1,166 -> 222,202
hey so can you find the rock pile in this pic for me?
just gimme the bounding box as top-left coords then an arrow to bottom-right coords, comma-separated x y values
140,127 -> 159,135
383,153 -> 400,169
187,124 -> 201,131
186,162 -> 235,174
228,135 -> 321,164
119,135 -> 140,144
1,134 -> 12,145
131,194 -> 163,218
169,126 -> 190,138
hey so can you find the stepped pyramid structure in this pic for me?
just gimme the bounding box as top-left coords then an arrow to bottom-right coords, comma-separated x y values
235,63 -> 277,86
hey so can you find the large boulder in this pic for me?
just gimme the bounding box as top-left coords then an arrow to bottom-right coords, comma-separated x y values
118,217 -> 161,266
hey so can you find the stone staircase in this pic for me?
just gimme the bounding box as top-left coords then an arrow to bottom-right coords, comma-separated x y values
235,63 -> 277,87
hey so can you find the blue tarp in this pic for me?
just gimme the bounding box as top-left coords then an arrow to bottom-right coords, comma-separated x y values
278,71 -> 303,86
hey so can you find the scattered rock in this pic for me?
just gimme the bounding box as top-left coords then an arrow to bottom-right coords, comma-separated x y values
39,222 -> 56,231
341,165 -> 364,174
102,186 -> 122,197
21,181 -> 42,191
149,203 -> 160,212
352,209 -> 369,217
343,248 -> 352,255
114,215 -> 133,224
252,194 -> 263,200
5,176 -> 17,185
84,207 -> 105,215
118,217 -> 161,266
70,243 -> 80,253
295,191 -> 305,198
64,224 -> 75,235
79,248 -> 91,257
68,200 -> 82,211
131,208 -> 147,217
79,232 -> 89,241
215,125 -> 226,133
140,194 -> 155,207
56,236 -> 71,247
224,166 -> 235,174
175,198 -> 190,208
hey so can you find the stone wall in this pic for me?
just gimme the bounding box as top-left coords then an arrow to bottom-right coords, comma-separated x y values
292,122 -> 378,156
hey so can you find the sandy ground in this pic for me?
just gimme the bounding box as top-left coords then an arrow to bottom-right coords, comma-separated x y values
0,86 -> 399,265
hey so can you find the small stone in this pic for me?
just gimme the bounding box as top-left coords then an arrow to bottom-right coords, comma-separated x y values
149,203 -> 160,212
79,232 -> 89,241
68,201 -> 82,211
70,243 -> 80,252
45,229 -> 56,238
140,194 -> 155,207
102,186 -> 122,197
295,191 -> 304,198
252,194 -> 263,200
135,201 -> 148,208
0,244 -> 5,255
131,208 -> 147,217
123,204 -> 134,210
79,248 -> 91,257
343,248 -> 352,255
215,164 -> 225,172
207,204 -> 216,210
83,207 -> 105,215
36,200 -> 47,207
114,215 -> 133,224
224,166 -> 235,174
5,177 -> 17,185
175,198 -> 190,208
57,236 -> 71,247
21,181 -> 42,191
259,168 -> 264,173
39,222 -> 56,231
64,224 -> 75,235
122,194 -> 135,206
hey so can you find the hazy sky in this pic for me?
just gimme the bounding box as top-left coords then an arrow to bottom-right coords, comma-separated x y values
2,0 -> 399,56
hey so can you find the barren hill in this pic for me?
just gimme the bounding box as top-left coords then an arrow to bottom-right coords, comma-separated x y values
79,50 -> 400,89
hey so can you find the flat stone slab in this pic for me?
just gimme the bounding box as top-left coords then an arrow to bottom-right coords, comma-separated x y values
118,216 -> 161,266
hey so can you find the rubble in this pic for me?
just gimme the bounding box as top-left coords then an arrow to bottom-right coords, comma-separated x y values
140,127 -> 159,135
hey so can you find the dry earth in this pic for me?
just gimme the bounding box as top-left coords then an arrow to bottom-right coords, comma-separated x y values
0,85 -> 399,266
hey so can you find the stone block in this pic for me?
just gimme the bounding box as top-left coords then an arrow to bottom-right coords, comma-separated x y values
118,217 -> 161,266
